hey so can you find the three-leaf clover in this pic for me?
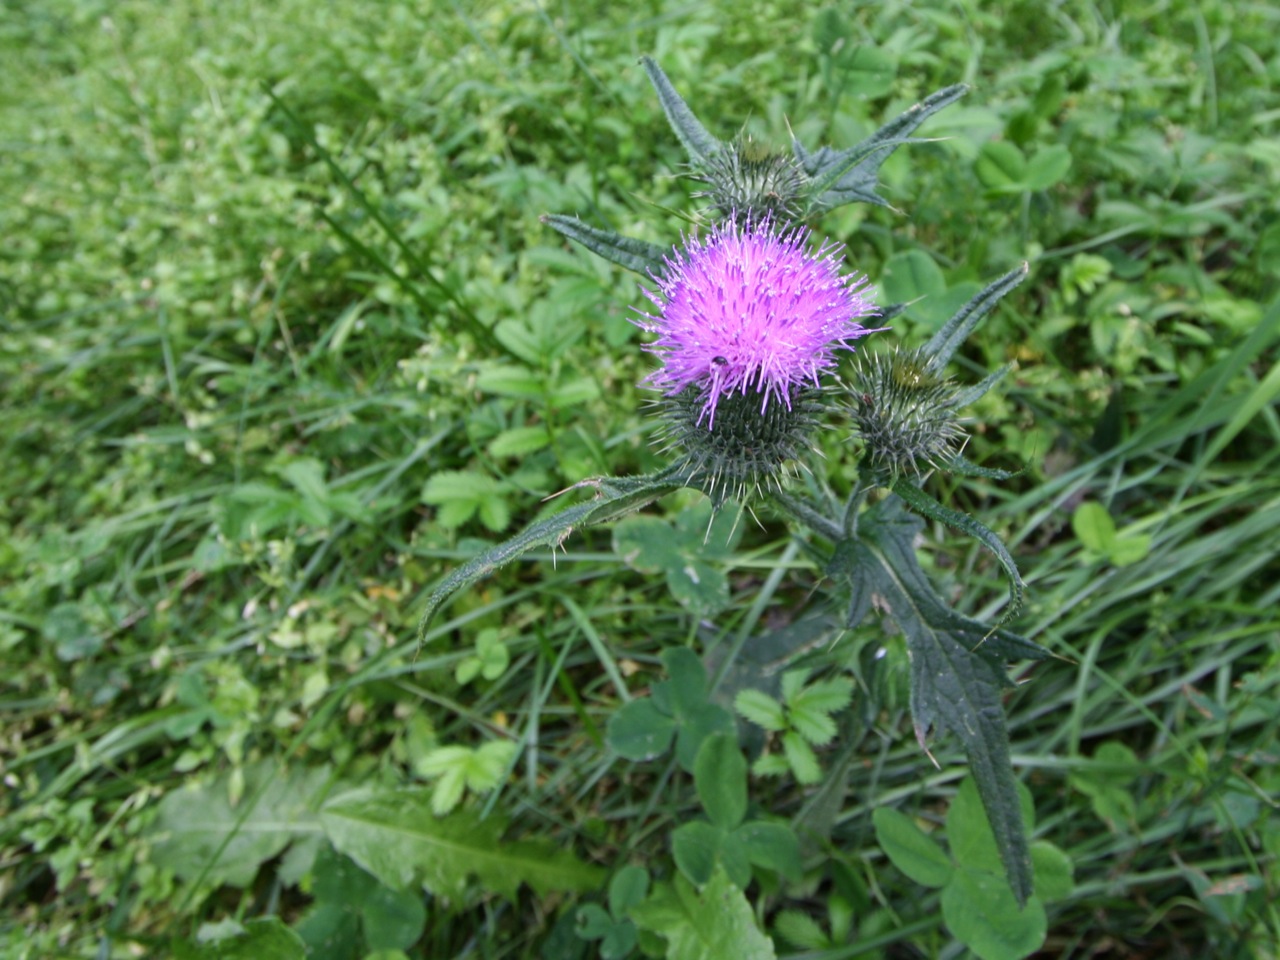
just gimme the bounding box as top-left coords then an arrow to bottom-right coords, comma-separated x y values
414,740 -> 516,815
734,669 -> 853,784
575,865 -> 650,960
873,778 -> 1074,960
671,733 -> 802,889
612,500 -> 742,615
606,647 -> 736,772
455,628 -> 510,685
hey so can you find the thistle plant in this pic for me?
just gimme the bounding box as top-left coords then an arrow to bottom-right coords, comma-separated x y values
418,56 -> 1057,940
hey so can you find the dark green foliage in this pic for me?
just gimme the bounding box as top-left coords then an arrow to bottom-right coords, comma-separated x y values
3,1 -> 1278,958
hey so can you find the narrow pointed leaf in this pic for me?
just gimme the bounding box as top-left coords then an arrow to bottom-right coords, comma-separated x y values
640,56 -> 723,163
796,84 -> 968,212
846,496 -> 1040,905
951,363 -> 1013,408
947,455 -> 1019,482
416,467 -> 685,644
892,478 -> 1024,618
542,214 -> 667,276
924,264 -> 1029,371
321,788 -> 604,900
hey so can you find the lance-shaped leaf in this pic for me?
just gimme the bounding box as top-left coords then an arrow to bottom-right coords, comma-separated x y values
826,496 -> 1050,906
891,478 -> 1025,618
924,264 -> 1028,373
321,788 -> 604,901
640,56 -> 724,164
541,215 -> 668,277
952,362 -> 1014,409
794,84 -> 969,212
416,467 -> 686,645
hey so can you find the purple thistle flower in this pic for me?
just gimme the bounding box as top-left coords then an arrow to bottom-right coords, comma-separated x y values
635,218 -> 880,427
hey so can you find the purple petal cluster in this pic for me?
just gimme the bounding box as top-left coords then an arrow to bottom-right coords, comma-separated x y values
635,218 -> 879,427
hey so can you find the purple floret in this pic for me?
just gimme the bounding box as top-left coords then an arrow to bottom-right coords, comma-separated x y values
635,218 -> 880,427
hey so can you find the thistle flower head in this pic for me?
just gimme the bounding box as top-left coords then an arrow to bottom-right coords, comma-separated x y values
635,218 -> 879,427
849,346 -> 967,480
634,217 -> 880,501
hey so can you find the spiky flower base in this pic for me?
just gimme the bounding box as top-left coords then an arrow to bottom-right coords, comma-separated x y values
691,138 -> 810,225
849,347 -> 967,480
660,385 -> 825,504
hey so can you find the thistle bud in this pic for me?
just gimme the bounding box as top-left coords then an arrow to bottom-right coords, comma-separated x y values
691,137 -> 810,227
634,217 -> 880,502
848,347 -> 967,480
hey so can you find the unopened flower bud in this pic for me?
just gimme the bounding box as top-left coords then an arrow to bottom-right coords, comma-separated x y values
849,347 -> 967,480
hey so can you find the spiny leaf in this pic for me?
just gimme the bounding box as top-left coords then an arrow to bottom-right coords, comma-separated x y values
892,478 -> 1025,618
640,56 -> 723,163
924,264 -> 1029,372
846,496 -> 1044,905
416,467 -> 686,646
541,214 -> 668,276
795,83 -> 969,212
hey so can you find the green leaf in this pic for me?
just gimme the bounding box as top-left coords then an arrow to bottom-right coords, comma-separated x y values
774,909 -> 830,949
947,777 -> 1026,876
788,676 -> 854,715
609,865 -> 651,917
640,56 -> 723,164
542,214 -> 668,277
173,918 -> 306,960
1030,841 -> 1074,902
1072,502 -> 1116,553
734,821 -> 802,883
841,46 -> 897,97
614,501 -> 738,614
1024,145 -> 1072,191
942,868 -> 1047,960
787,705 -> 838,746
416,466 -> 686,646
676,701 -> 737,773
694,734 -> 747,830
881,250 -> 947,309
923,264 -> 1029,372
420,471 -> 506,532
149,761 -> 330,888
487,426 -> 550,459
630,870 -> 777,960
733,689 -> 786,732
297,847 -> 426,955
782,731 -> 821,785
974,141 -> 1028,192
796,83 -> 969,212
607,698 -> 678,761
672,821 -> 723,886
576,903 -> 614,940
873,807 -> 955,888
320,789 -> 604,901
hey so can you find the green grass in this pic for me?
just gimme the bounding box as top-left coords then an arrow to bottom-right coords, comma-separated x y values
2,0 -> 1278,957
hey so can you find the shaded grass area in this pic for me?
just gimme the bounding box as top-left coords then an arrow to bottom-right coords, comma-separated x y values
1,0 -> 1277,957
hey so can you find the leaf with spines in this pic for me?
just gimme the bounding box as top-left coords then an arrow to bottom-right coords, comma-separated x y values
925,264 -> 1028,372
416,466 -> 685,646
827,496 -> 1051,906
639,56 -> 723,163
794,84 -> 970,213
891,478 -> 1025,618
541,214 -> 667,277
